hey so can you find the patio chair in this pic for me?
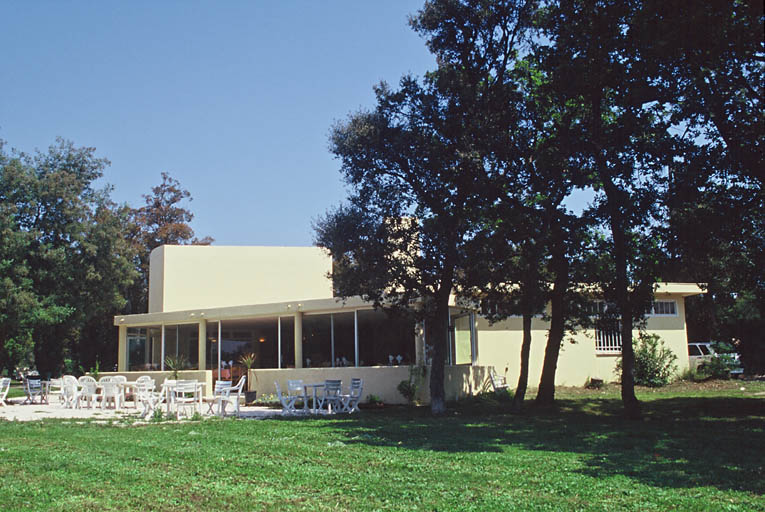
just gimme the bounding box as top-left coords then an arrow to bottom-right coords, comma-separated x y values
202,380 -> 231,415
316,379 -> 343,414
23,378 -> 44,404
135,380 -> 163,418
62,375 -> 80,409
48,378 -> 64,405
172,380 -> 199,420
135,376 -> 155,391
340,378 -> 363,413
112,375 -> 128,405
274,381 -> 300,415
489,368 -> 508,392
100,380 -> 122,410
77,376 -> 98,409
0,377 -> 10,406
219,376 -> 245,418
287,379 -> 307,411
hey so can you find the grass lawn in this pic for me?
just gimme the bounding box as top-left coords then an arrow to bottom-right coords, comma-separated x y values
0,381 -> 763,511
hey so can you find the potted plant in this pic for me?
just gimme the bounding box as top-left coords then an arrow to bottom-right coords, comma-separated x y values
164,354 -> 188,380
238,352 -> 258,404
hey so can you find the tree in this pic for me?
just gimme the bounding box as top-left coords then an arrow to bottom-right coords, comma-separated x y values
126,172 -> 213,313
0,139 -> 138,375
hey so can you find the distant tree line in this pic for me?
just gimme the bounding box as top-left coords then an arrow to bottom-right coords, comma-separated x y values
0,138 -> 211,377
315,0 -> 763,418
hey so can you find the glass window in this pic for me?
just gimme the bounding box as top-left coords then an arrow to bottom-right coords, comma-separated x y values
688,345 -> 702,356
333,312 -> 355,367
699,345 -> 711,355
127,328 -> 147,371
357,309 -> 415,366
163,324 -> 199,369
303,314 -> 332,367
453,314 -> 473,365
651,301 -> 677,315
280,316 -> 295,368
206,322 -> 219,371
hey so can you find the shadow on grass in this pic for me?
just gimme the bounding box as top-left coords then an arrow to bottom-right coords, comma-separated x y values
322,396 -> 765,495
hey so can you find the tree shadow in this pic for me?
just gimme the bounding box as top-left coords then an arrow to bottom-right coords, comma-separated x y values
323,396 -> 765,495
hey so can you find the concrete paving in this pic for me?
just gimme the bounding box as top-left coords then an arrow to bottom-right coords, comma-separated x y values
0,397 -> 283,422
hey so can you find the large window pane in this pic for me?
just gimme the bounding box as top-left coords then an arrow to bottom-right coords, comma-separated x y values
333,312 -> 355,366
358,309 -> 415,366
127,328 -> 147,371
164,324 -> 199,369
280,316 -> 295,368
302,314 -> 332,367
453,314 -> 472,365
206,321 -> 219,371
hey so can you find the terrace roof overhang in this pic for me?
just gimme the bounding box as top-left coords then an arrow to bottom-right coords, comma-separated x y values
114,295 -> 374,328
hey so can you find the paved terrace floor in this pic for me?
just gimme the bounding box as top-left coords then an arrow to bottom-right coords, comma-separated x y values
0,397 -> 282,422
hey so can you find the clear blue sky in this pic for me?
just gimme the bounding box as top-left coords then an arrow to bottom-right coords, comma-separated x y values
1,1 -> 435,246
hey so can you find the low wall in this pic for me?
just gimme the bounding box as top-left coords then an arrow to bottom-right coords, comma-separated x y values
250,365 -> 493,405
99,370 -> 214,395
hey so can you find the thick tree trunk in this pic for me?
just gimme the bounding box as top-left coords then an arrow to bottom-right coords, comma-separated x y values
429,260 -> 455,415
511,313 -> 532,412
428,297 -> 450,415
536,224 -> 569,406
606,184 -> 641,420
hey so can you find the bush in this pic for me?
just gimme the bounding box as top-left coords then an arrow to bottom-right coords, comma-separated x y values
616,332 -> 678,387
698,357 -> 731,380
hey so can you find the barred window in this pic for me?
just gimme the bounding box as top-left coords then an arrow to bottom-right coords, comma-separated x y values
650,301 -> 677,316
595,319 -> 622,353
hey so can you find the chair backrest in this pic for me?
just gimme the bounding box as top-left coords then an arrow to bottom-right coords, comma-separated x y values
214,380 -> 232,395
26,378 -> 42,392
324,379 -> 342,397
101,381 -> 120,397
231,376 -> 246,394
112,375 -> 127,384
287,379 -> 304,396
98,376 -> 113,384
0,377 -> 10,399
174,380 -> 197,396
349,378 -> 363,398
136,376 -> 155,390
78,376 -> 97,395
489,369 -> 507,389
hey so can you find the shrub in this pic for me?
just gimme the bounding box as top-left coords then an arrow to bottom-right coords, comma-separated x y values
397,365 -> 426,405
698,357 -> 731,380
616,332 -> 678,387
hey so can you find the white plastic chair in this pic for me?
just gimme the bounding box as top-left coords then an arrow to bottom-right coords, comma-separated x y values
135,380 -> 163,418
489,368 -> 508,392
136,376 -> 155,390
340,378 -> 363,413
100,380 -> 121,410
48,378 -> 64,404
317,380 -> 343,414
275,381 -> 300,415
203,380 -> 231,415
219,376 -> 245,418
78,376 -> 98,409
62,375 -> 80,408
112,375 -> 128,406
0,378 -> 10,406
172,380 -> 199,419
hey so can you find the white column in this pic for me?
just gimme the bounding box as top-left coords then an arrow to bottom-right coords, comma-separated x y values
294,313 -> 303,369
330,314 -> 335,367
277,317 -> 282,369
160,325 -> 166,371
354,310 -> 359,367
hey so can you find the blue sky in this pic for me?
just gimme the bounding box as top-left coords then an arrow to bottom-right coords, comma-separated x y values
1,1 -> 434,246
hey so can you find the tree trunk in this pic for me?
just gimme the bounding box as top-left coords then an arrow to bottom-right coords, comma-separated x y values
511,312 -> 532,412
605,182 -> 641,420
428,258 -> 455,415
536,223 -> 569,406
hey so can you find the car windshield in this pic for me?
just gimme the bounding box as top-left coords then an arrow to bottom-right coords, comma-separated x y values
689,346 -> 702,356
699,345 -> 711,355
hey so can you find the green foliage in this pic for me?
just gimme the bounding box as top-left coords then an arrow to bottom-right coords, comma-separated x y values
238,352 -> 257,370
88,360 -> 101,381
365,394 -> 383,406
164,354 -> 189,380
150,408 -> 165,423
617,333 -> 678,387
1,384 -> 764,510
397,365 -> 426,405
698,357 -> 732,381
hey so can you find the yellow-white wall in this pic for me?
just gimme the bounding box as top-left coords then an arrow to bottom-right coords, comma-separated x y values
148,245 -> 333,313
476,293 -> 692,387
252,365 -> 491,405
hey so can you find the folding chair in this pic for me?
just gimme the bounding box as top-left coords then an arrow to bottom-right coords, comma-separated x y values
340,378 -> 363,413
0,378 -> 10,406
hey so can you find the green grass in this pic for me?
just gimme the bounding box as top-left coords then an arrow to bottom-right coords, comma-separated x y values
0,381 -> 763,511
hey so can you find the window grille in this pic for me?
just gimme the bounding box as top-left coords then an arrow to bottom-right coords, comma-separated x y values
595,319 -> 622,353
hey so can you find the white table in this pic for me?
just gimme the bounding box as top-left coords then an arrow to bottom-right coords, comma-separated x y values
303,383 -> 326,414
